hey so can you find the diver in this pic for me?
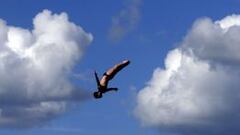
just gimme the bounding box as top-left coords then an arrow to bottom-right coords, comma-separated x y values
93,60 -> 130,99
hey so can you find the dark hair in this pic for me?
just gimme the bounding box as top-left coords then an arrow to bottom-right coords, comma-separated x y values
93,92 -> 102,99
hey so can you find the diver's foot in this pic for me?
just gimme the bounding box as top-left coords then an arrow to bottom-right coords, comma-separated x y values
114,88 -> 118,91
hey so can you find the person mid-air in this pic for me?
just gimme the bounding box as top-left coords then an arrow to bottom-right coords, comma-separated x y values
93,60 -> 130,99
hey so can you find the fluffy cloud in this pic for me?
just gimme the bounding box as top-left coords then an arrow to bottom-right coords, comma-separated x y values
108,0 -> 142,42
135,15 -> 240,135
0,10 -> 93,128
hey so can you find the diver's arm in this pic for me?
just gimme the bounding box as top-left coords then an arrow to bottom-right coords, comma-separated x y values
94,71 -> 100,87
103,87 -> 118,93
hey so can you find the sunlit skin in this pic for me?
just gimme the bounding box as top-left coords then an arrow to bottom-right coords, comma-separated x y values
93,60 -> 130,99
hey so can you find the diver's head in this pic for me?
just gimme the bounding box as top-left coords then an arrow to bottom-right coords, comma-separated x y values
93,91 -> 102,99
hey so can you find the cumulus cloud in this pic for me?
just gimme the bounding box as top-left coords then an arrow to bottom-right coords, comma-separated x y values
135,15 -> 240,135
108,0 -> 142,42
0,10 -> 93,128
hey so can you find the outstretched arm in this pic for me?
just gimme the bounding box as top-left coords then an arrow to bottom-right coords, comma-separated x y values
94,71 -> 100,87
103,87 -> 118,93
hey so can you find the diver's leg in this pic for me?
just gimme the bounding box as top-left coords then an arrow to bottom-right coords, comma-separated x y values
105,60 -> 130,80
99,60 -> 130,88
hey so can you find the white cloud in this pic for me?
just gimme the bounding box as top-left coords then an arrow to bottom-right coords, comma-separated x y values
108,0 -> 142,42
0,10 -> 93,128
135,15 -> 240,135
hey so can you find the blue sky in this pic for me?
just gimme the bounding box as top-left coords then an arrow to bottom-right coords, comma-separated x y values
0,0 -> 240,135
